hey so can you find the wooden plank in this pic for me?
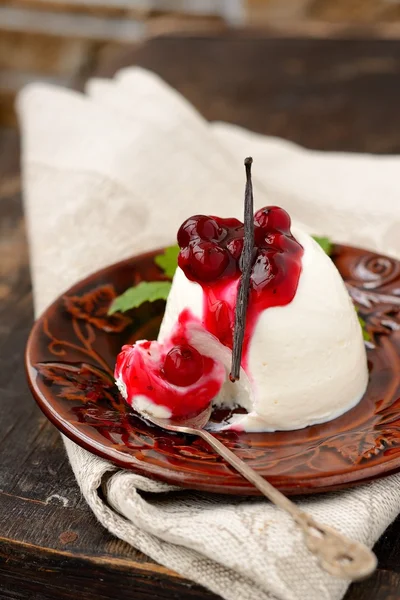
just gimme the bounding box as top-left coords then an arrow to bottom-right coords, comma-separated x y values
0,6 -> 147,42
345,571 -> 400,600
110,35 -> 400,153
0,539 -> 217,600
0,0 -> 150,18
247,0 -> 400,25
0,0 -> 239,19
0,31 -> 91,75
0,31 -> 95,127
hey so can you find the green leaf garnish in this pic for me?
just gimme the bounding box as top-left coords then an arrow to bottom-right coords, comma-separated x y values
312,235 -> 333,256
108,281 -> 172,315
356,310 -> 371,342
155,244 -> 180,279
108,245 -> 179,315
355,306 -> 371,342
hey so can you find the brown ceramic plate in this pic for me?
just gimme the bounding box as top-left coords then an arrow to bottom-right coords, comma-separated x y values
25,245 -> 400,496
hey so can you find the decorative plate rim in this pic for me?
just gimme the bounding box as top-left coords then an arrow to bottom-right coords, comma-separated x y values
25,244 -> 400,496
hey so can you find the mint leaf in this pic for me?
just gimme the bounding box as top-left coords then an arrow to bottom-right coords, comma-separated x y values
312,235 -> 333,256
354,306 -> 371,342
357,312 -> 371,342
108,281 -> 171,315
155,244 -> 180,279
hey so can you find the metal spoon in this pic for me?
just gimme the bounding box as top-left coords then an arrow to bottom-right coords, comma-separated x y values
138,404 -> 377,581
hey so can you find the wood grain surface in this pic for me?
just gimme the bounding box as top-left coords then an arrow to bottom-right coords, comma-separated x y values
109,34 -> 400,153
1,33 -> 400,600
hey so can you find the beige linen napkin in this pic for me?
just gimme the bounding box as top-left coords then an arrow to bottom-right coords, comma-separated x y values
18,68 -> 400,600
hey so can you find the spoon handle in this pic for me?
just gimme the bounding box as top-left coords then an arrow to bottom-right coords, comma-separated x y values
198,428 -> 377,580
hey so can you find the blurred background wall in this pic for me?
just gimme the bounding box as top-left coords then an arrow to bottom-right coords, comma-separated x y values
1,0 -> 400,127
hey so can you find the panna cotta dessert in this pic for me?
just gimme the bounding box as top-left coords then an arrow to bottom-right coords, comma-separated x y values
115,203 -> 369,433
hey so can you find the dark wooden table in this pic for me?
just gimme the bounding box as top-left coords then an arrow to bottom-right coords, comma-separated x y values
1,33 -> 400,600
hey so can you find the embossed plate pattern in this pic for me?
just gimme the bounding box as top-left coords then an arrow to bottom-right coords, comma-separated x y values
25,245 -> 400,495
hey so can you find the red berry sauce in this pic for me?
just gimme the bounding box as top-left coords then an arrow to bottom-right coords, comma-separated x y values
115,310 -> 225,419
177,206 -> 304,369
115,206 -> 303,420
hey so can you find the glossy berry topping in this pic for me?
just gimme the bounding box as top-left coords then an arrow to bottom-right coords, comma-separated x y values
163,344 -> 204,387
254,206 -> 291,234
250,249 -> 277,291
227,238 -> 244,260
176,205 -> 304,367
115,312 -> 225,419
177,215 -> 224,247
189,242 -> 230,282
178,217 -> 244,283
177,216 -> 201,247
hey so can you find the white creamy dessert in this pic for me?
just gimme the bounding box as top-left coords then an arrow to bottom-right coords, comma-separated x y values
115,206 -> 368,432
159,227 -> 368,431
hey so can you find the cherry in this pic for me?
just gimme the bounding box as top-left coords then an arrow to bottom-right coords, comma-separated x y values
197,217 -> 223,241
172,206 -> 304,370
255,228 -> 283,250
177,207 -> 294,286
218,217 -> 243,230
163,344 -> 204,387
177,215 -> 222,247
264,232 -> 279,246
227,237 -> 244,260
178,245 -> 192,271
254,206 -> 291,234
250,249 -> 278,292
177,216 -> 202,247
189,241 -> 229,281
254,225 -> 266,248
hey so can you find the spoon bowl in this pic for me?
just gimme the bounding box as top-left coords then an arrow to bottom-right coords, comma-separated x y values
144,405 -> 213,431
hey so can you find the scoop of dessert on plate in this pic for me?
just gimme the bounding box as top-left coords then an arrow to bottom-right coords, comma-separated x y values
115,188 -> 368,434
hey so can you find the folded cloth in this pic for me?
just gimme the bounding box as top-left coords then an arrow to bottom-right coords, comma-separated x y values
18,67 -> 400,600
